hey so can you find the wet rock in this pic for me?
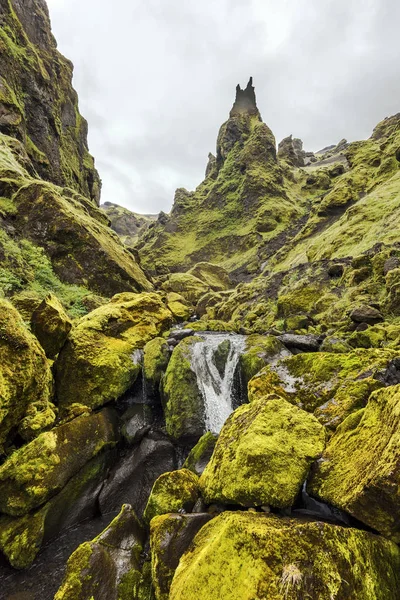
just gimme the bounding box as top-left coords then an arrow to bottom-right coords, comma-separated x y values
55,292 -> 172,411
170,328 -> 195,341
239,334 -> 289,385
169,512 -> 400,600
54,505 -> 144,600
277,333 -> 322,352
309,385 -> 400,541
150,513 -> 214,600
374,357 -> 400,386
200,398 -> 326,508
99,435 -> 176,518
350,305 -> 384,325
121,404 -> 153,444
183,432 -> 218,476
0,408 -> 119,516
143,337 -> 171,400
31,293 -> 72,358
143,469 -> 199,524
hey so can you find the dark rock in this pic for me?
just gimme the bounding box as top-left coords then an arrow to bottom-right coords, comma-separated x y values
384,256 -> 400,275
350,305 -> 384,325
328,264 -> 344,278
230,77 -> 258,117
99,435 -> 176,517
170,328 -> 195,341
356,322 -> 370,332
277,333 -> 321,352
278,135 -> 306,167
183,432 -> 218,476
121,404 -> 153,445
374,358 -> 400,387
150,513 -> 214,600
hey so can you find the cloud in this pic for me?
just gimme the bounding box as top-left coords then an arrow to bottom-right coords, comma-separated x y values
46,0 -> 400,213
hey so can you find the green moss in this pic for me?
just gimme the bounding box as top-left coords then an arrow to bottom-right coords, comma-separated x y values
144,469 -> 199,523
240,334 -> 288,385
31,292 -> 72,358
161,273 -> 210,305
143,337 -> 171,397
200,398 -> 325,508
183,431 -> 218,475
169,512 -> 400,600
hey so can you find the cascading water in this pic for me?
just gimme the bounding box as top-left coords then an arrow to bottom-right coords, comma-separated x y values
190,333 -> 246,434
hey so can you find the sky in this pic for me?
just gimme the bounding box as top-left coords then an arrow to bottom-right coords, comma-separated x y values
46,0 -> 400,214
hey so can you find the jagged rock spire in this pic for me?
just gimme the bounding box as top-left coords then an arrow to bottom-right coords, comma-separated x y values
230,77 -> 259,117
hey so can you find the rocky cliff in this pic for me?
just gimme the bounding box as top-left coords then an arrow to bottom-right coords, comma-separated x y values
1,3 -> 400,600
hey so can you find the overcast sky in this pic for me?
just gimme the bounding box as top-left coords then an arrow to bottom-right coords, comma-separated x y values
46,0 -> 400,214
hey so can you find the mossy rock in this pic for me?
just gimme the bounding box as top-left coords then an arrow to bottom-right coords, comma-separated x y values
143,337 -> 171,398
239,334 -> 289,385
54,504 -> 144,600
169,512 -> 400,600
150,513 -> 213,600
183,432 -> 218,476
31,292 -> 72,358
0,408 -> 119,516
56,292 -> 172,411
166,292 -> 193,321
144,469 -> 199,523
162,336 -> 205,442
0,451 -> 115,569
188,262 -> 231,292
0,299 -> 53,453
17,398 -> 58,442
248,349 -> 395,429
200,398 -> 325,508
161,273 -> 210,305
309,384 -> 400,541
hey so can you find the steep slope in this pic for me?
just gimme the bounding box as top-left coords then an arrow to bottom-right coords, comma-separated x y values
101,201 -> 157,247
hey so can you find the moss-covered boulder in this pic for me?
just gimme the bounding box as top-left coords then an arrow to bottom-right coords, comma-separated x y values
183,432 -> 218,475
0,300 -> 53,453
309,385 -> 400,541
162,336 -> 205,442
0,408 -> 119,516
0,451 -> 114,569
54,504 -> 144,600
166,292 -> 193,321
56,292 -> 172,411
161,273 -> 210,305
239,334 -> 289,385
143,337 -> 171,399
169,512 -> 400,600
31,293 -> 72,358
248,349 -> 394,430
151,513 -> 213,600
144,469 -> 199,524
188,262 -> 231,292
200,398 -> 325,508
17,399 -> 58,442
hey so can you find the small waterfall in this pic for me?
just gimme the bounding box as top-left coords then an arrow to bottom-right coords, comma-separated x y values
190,333 -> 246,434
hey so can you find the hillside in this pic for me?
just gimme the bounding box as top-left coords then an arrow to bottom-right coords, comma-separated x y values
1,2 -> 400,600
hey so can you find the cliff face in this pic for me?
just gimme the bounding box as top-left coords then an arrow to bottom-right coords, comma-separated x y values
0,0 -> 101,203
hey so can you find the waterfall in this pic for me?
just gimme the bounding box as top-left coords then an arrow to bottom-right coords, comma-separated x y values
190,333 -> 246,434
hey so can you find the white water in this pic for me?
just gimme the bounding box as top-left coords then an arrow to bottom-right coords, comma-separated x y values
190,333 -> 246,434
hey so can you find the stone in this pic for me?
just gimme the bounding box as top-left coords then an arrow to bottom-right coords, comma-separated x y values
162,336 -> 205,443
239,334 -> 288,386
277,135 -> 306,167
200,398 -> 326,508
143,337 -> 171,400
277,333 -> 322,352
328,263 -> 345,278
188,262 -> 231,292
350,305 -> 384,325
99,434 -> 176,518
121,404 -> 153,445
0,408 -> 119,516
183,432 -> 218,476
384,256 -> 400,275
169,512 -> 400,600
161,273 -> 210,305
55,292 -> 172,411
144,469 -> 199,523
309,385 -> 400,541
166,292 -> 193,321
0,300 -> 53,453
150,513 -> 213,600
30,293 -> 72,358
54,505 -> 144,600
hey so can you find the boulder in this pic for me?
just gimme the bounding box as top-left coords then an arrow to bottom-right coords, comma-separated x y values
183,432 -> 218,476
144,469 -> 199,523
161,273 -> 210,305
277,135 -> 306,167
350,305 -> 384,325
239,334 -> 289,385
17,398 -> 57,442
169,512 -> 400,600
99,434 -> 177,518
0,408 -> 119,516
188,262 -> 231,292
308,385 -> 400,541
166,292 -> 193,321
0,451 -> 115,569
121,404 -> 153,445
143,337 -> 171,399
31,293 -> 72,358
55,292 -> 172,411
0,300 -> 53,454
277,333 -> 322,353
162,336 -> 205,443
151,513 -> 213,600
54,505 -> 144,600
200,398 -> 325,508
